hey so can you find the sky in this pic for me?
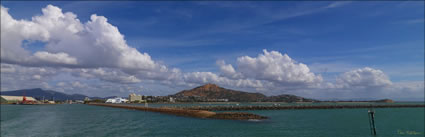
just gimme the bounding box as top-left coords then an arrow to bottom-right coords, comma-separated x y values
1,1 -> 424,101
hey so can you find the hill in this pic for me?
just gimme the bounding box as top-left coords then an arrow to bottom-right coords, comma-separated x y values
174,84 -> 266,102
0,88 -> 88,101
173,84 -> 316,102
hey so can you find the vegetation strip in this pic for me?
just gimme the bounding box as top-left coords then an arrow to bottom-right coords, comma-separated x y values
88,103 -> 267,120
185,104 -> 425,111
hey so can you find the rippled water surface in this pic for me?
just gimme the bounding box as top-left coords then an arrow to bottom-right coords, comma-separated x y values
1,103 -> 424,137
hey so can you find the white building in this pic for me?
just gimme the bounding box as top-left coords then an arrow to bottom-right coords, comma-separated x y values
169,97 -> 175,103
84,97 -> 91,101
106,97 -> 128,103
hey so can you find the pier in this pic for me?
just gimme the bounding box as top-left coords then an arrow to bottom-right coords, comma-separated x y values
88,103 -> 267,120
184,104 -> 425,111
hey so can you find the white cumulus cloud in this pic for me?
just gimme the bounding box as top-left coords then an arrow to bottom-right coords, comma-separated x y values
1,5 -> 161,71
72,68 -> 142,84
216,60 -> 242,79
219,49 -> 323,87
335,67 -> 392,89
33,51 -> 78,65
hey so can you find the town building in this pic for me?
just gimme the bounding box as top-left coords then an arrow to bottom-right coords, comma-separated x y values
84,97 -> 91,101
129,93 -> 145,103
1,95 -> 37,104
75,100 -> 84,104
106,97 -> 128,103
169,97 -> 175,103
66,100 -> 73,104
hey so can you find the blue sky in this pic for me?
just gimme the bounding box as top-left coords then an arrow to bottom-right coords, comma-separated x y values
1,1 -> 424,100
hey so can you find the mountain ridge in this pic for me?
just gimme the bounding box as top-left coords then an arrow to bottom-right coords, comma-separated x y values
0,88 -> 106,101
1,88 -> 87,101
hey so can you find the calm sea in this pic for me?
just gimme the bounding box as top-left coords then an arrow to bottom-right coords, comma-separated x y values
1,103 -> 424,137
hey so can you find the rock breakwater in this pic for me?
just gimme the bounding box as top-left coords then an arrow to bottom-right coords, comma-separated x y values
88,103 -> 268,120
185,104 -> 425,111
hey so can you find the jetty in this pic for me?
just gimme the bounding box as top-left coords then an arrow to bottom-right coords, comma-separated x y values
184,104 -> 425,111
88,103 -> 267,120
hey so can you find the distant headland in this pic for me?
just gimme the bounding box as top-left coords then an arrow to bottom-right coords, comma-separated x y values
1,84 -> 397,104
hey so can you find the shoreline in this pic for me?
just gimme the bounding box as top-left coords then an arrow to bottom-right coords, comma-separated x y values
122,101 -> 425,104
2,101 -> 424,105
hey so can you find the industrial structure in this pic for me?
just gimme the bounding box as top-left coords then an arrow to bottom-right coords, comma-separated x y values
1,95 -> 37,104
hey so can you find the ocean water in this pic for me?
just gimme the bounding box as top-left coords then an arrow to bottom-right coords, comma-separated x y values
1,103 -> 424,137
